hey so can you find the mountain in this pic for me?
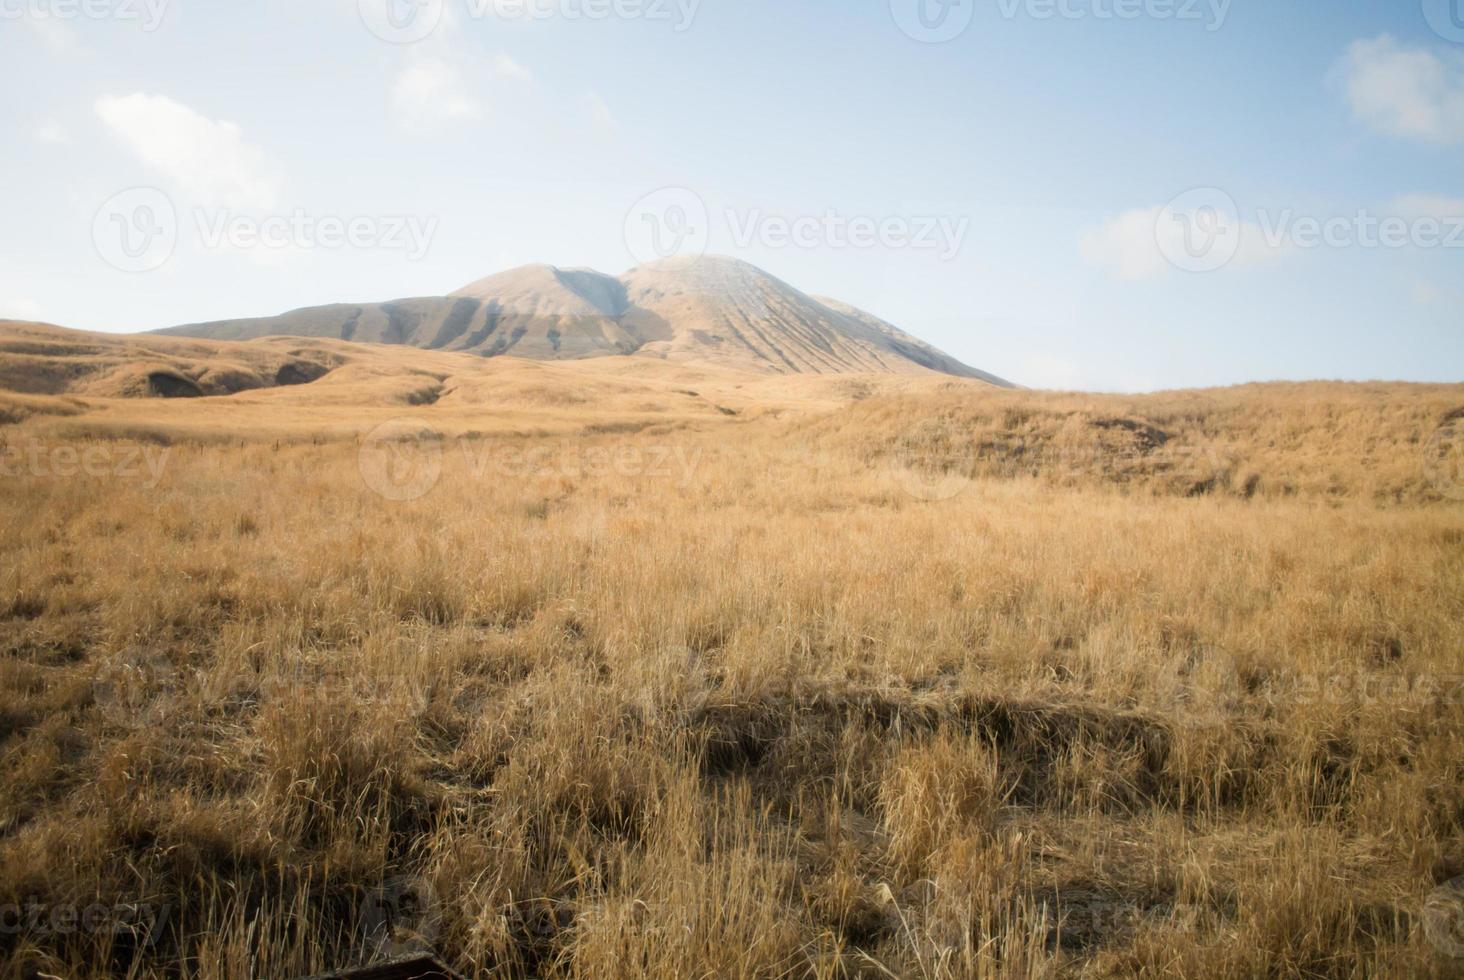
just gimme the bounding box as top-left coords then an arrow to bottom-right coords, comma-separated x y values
158,256 -> 1013,385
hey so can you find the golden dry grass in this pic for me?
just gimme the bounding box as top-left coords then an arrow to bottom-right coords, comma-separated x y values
0,348 -> 1462,978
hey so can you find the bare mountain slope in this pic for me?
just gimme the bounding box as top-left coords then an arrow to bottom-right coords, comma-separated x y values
160,256 -> 1012,384
623,257 -> 914,375
448,264 -> 659,358
814,295 -> 1013,388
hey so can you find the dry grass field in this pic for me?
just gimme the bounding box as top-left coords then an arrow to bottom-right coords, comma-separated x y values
1,326 -> 1462,978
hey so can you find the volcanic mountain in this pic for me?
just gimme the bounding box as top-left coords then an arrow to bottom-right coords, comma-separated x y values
158,256 -> 1012,385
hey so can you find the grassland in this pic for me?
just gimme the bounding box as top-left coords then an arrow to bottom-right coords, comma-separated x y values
0,329 -> 1461,978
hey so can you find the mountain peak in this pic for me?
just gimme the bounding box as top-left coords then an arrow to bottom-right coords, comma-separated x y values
451,264 -> 626,316
627,253 -> 763,275
622,254 -> 798,297
159,258 -> 1011,385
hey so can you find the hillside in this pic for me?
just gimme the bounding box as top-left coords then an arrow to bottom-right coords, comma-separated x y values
2,316 -> 1459,505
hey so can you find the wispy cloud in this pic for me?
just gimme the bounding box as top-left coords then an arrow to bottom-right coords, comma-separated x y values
95,93 -> 281,209
1336,35 -> 1464,145
1081,205 -> 1284,281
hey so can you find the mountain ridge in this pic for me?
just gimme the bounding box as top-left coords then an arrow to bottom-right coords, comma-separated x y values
157,256 -> 1013,386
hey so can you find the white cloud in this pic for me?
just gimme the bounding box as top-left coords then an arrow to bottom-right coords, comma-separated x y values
585,91 -> 615,133
1337,35 -> 1464,144
95,94 -> 280,209
392,58 -> 483,130
493,54 -> 532,81
35,122 -> 68,144
1082,204 -> 1285,281
1081,208 -> 1172,280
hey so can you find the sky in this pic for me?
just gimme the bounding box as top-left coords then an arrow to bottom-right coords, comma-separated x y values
1,0 -> 1461,391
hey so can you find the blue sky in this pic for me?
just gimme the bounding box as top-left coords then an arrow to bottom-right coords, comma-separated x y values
1,0 -> 1461,390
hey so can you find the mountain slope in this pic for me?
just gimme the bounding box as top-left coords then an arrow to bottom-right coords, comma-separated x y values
448,264 -> 661,358
623,257 -> 919,375
814,295 -> 1013,388
160,256 -> 1013,385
